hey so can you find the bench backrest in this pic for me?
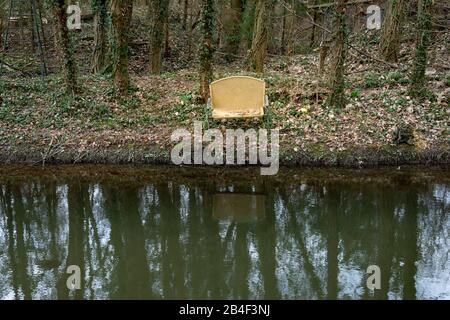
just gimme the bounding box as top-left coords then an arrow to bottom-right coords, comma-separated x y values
209,76 -> 265,113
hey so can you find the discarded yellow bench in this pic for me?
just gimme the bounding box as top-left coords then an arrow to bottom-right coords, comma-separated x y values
205,76 -> 271,127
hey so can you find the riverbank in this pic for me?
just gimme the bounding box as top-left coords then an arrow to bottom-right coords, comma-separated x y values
1,164 -> 449,185
1,52 -> 448,168
0,143 -> 449,168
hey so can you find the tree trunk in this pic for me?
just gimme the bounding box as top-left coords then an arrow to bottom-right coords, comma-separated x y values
199,0 -> 215,102
284,1 -> 295,55
409,0 -> 433,97
149,0 -> 169,74
37,0 -> 48,53
147,0 -> 153,21
30,2 -> 37,51
91,0 -> 109,73
216,1 -> 222,49
380,0 -> 405,63
183,0 -> 189,30
225,0 -> 244,60
319,45 -> 329,75
327,0 -> 348,108
0,3 -> 3,47
240,0 -> 256,51
280,5 -> 286,54
248,0 -> 270,72
51,0 -> 78,94
310,4 -> 319,48
111,0 -> 133,95
280,0 -> 295,55
164,13 -> 170,57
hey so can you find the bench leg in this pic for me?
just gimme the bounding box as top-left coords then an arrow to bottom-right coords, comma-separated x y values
204,99 -> 211,129
264,95 -> 272,129
264,104 -> 272,129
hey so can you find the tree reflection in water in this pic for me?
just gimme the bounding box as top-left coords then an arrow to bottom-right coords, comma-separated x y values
0,168 -> 449,300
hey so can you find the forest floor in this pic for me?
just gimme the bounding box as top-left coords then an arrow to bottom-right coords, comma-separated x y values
0,19 -> 449,167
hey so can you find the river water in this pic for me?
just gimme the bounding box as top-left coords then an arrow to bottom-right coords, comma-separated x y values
0,165 -> 448,300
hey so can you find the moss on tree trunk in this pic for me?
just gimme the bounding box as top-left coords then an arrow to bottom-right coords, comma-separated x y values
409,0 -> 433,97
51,0 -> 77,94
111,0 -> 133,95
149,0 -> 169,74
199,0 -> 215,102
327,0 -> 348,109
91,0 -> 109,74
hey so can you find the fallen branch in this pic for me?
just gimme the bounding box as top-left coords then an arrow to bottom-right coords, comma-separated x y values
306,0 -> 373,9
131,41 -> 149,45
0,58 -> 31,76
348,44 -> 398,69
35,136 -> 66,166
280,0 -> 400,70
346,67 -> 371,75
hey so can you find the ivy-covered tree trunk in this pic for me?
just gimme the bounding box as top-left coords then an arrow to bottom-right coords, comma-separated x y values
111,0 -> 133,95
380,0 -> 405,63
149,0 -> 169,74
199,0 -> 215,102
248,0 -> 269,73
409,0 -> 433,97
183,0 -> 189,30
0,1 -> 4,47
327,0 -> 348,108
164,13 -> 170,58
51,0 -> 78,94
91,0 -> 109,73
